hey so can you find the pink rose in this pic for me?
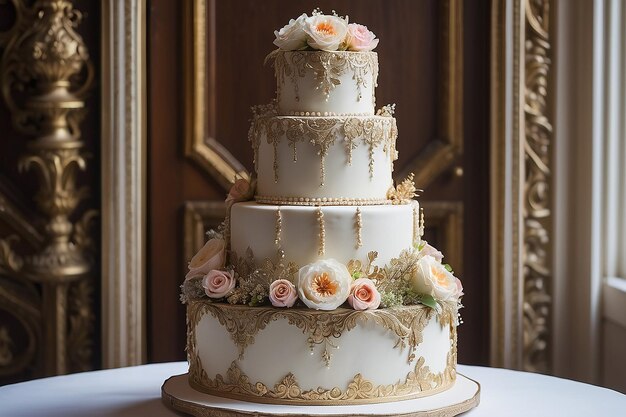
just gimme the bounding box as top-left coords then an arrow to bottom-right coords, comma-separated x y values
225,178 -> 254,208
348,278 -> 381,310
346,23 -> 379,52
418,243 -> 444,263
453,278 -> 464,300
202,270 -> 236,299
186,238 -> 226,280
269,279 -> 298,308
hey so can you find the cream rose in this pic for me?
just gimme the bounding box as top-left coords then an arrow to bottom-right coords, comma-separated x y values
348,278 -> 381,310
186,238 -> 226,280
273,13 -> 308,51
346,23 -> 379,52
269,279 -> 298,308
297,259 -> 351,310
202,270 -> 236,299
225,178 -> 254,208
303,15 -> 348,51
418,243 -> 444,263
412,255 -> 458,302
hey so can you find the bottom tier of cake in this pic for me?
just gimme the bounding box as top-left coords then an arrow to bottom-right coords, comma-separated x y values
187,301 -> 457,405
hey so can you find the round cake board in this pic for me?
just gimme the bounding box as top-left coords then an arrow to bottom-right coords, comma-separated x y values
161,373 -> 480,417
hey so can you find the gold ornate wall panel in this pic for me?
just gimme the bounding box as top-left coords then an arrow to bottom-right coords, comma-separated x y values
0,0 -> 97,383
522,0 -> 552,374
183,0 -> 249,190
491,0 -> 553,373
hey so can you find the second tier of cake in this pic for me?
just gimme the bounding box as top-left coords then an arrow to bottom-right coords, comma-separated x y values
230,201 -> 419,268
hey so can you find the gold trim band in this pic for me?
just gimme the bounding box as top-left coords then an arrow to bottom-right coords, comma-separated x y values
188,374 -> 455,406
254,195 -> 397,206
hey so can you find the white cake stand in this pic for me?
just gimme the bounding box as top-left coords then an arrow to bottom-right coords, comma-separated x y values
161,373 -> 480,417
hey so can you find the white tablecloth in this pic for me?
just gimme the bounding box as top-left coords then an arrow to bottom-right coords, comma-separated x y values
0,362 -> 624,416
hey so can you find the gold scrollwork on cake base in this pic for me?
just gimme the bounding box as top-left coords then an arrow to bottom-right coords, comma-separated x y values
188,355 -> 455,406
187,301 -> 457,405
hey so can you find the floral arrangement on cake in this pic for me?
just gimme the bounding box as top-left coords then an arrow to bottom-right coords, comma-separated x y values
181,176 -> 464,315
272,9 -> 379,52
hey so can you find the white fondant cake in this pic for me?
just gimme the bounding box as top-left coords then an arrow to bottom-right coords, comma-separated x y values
230,201 -> 418,268
273,50 -> 378,115
251,114 -> 397,201
182,11 -> 465,407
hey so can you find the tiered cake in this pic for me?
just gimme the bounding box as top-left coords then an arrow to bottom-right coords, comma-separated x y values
182,12 -> 463,406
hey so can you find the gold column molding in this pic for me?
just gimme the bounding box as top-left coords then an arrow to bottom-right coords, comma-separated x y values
0,0 -> 95,377
522,0 -> 552,374
491,0 -> 553,373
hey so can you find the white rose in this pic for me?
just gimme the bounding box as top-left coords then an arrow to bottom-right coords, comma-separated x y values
418,242 -> 444,263
303,15 -> 348,51
273,13 -> 308,51
412,255 -> 458,302
297,259 -> 351,310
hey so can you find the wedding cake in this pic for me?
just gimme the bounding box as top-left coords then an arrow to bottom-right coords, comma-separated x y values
181,11 -> 463,406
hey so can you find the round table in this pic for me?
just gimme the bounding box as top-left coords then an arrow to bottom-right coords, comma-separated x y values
0,362 -> 624,416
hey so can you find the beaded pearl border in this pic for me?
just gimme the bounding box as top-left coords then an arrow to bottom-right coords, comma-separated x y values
284,111 -> 374,117
254,195 -> 404,206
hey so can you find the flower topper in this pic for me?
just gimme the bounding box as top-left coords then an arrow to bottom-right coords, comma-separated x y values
273,10 -> 379,52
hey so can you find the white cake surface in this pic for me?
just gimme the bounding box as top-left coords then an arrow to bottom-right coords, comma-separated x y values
251,115 -> 397,202
188,302 -> 457,405
273,51 -> 378,115
230,201 -> 419,268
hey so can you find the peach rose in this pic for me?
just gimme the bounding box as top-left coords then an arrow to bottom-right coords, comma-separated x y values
303,15 -> 348,51
202,270 -> 236,299
186,238 -> 225,280
348,278 -> 381,310
297,259 -> 351,310
225,178 -> 254,208
269,279 -> 298,308
273,13 -> 308,51
412,255 -> 458,302
346,23 -> 379,52
418,243 -> 444,263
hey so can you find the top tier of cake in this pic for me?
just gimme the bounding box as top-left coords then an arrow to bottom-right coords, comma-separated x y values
273,50 -> 378,115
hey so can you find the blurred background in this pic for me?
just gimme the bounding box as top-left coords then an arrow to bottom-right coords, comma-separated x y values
0,0 -> 623,394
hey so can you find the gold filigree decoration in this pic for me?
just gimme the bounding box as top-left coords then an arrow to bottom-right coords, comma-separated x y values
249,115 -> 397,186
316,206 -> 325,256
523,0 -> 553,374
269,50 -> 379,102
387,173 -> 419,204
0,237 -> 24,275
344,117 -> 363,164
187,302 -> 457,405
0,0 -> 95,376
355,207 -> 363,249
188,301 -> 454,367
274,207 -> 282,249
